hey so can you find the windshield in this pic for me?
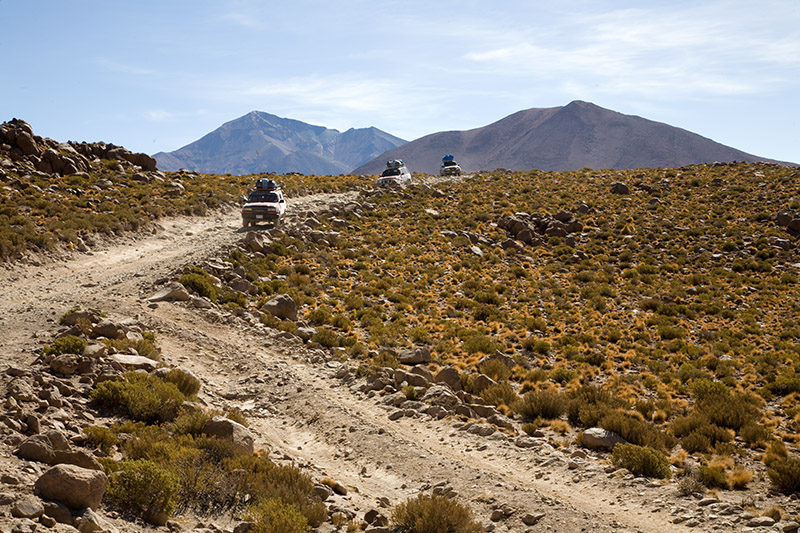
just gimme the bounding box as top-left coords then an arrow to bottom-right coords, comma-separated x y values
381,168 -> 401,177
247,191 -> 279,203
442,161 -> 457,167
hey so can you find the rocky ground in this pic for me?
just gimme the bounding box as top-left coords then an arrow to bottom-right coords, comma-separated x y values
1,189 -> 798,533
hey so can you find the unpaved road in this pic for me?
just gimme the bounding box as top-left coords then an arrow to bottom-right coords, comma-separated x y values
0,192 -> 703,532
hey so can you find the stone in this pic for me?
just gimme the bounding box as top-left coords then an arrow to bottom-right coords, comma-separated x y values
34,464 -> 108,510
11,497 -> 44,519
581,427 -> 625,450
470,373 -> 497,394
148,282 -> 192,302
261,294 -> 297,320
611,182 -> 630,194
108,354 -> 159,371
396,346 -> 431,365
203,416 -> 255,455
75,507 -> 119,532
434,366 -> 461,390
522,512 -> 545,526
43,500 -> 73,524
91,319 -> 126,339
420,385 -> 461,410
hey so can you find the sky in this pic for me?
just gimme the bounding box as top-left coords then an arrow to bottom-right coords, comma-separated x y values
1,0 -> 798,163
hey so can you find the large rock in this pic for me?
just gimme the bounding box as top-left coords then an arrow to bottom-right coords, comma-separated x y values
35,464 -> 108,510
16,431 -> 103,471
203,416 -> 255,455
108,354 -> 159,371
396,347 -> 431,365
434,366 -> 461,391
261,294 -> 297,320
148,282 -> 191,302
581,427 -> 626,450
420,385 -> 461,411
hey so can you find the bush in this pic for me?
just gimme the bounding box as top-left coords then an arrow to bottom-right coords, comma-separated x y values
164,368 -> 201,397
246,498 -> 310,533
515,389 -> 566,421
91,372 -> 186,423
767,456 -> 800,493
697,464 -> 729,489
82,425 -> 118,453
391,493 -> 483,533
600,410 -> 674,451
179,272 -> 217,302
611,443 -> 671,479
107,459 -> 179,519
480,383 -> 518,408
42,334 -> 87,356
479,358 -> 511,382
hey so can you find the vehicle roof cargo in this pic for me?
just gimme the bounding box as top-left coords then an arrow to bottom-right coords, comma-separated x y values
442,154 -> 455,162
255,178 -> 279,190
386,159 -> 404,169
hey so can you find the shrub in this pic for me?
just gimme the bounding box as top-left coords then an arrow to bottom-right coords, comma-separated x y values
391,493 -> 483,533
480,383 -> 518,408
82,425 -> 119,453
179,272 -> 217,302
107,459 -> 179,519
611,443 -> 671,479
697,464 -> 729,489
246,498 -> 310,533
164,368 -> 201,397
91,372 -> 185,423
767,456 -> 800,493
600,411 -> 674,451
42,334 -> 87,356
479,358 -> 511,382
515,389 -> 566,421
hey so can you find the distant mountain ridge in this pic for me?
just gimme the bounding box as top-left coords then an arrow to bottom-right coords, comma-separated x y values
353,100 -> 786,175
153,111 -> 406,175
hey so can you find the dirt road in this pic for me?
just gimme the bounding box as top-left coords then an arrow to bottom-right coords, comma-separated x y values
0,192 -> 702,532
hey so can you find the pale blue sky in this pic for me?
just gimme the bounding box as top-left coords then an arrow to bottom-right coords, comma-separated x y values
2,0 -> 798,163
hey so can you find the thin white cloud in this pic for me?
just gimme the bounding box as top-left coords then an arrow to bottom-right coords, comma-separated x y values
92,58 -> 155,76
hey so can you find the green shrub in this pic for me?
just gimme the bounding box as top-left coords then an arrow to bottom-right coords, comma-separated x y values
697,464 -> 729,489
515,389 -> 566,421
480,383 -> 518,408
611,443 -> 671,479
767,456 -> 800,493
164,368 -> 201,397
479,358 -> 511,382
42,334 -> 87,356
179,272 -> 217,302
107,459 -> 179,519
391,493 -> 483,533
82,425 -> 119,453
600,411 -> 674,451
91,372 -> 185,423
246,498 -> 310,533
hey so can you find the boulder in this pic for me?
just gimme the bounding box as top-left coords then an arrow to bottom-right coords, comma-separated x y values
581,427 -> 625,450
148,282 -> 191,302
396,347 -> 431,365
420,385 -> 461,411
203,416 -> 255,455
108,354 -> 159,371
91,319 -> 126,340
611,182 -> 630,194
261,294 -> 297,321
470,373 -> 497,394
11,497 -> 44,519
434,366 -> 461,390
16,431 -> 104,471
34,464 -> 108,510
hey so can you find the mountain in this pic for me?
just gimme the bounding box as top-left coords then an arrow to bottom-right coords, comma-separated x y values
352,100 -> 784,175
153,111 -> 406,175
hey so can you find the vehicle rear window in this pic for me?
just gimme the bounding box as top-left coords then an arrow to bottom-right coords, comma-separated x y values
381,168 -> 401,177
248,191 -> 279,202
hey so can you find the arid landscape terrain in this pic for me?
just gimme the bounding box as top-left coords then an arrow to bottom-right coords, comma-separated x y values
2,119 -> 800,533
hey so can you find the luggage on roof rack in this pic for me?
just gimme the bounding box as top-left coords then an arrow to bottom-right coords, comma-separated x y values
442,154 -> 455,162
255,178 -> 279,190
386,159 -> 404,169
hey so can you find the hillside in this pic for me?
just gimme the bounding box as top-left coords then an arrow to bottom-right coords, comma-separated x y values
2,118 -> 800,532
153,111 -> 406,175
353,101 -> 785,175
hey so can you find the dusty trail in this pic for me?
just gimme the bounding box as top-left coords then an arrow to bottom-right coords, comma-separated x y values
0,190 -> 697,532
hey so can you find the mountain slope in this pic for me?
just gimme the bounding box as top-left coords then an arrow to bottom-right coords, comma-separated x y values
153,111 -> 406,175
353,100 -> 783,175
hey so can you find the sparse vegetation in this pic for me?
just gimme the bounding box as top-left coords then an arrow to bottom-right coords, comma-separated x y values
391,493 -> 483,533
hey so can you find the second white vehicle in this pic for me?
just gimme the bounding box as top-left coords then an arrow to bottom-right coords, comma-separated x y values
377,159 -> 411,187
